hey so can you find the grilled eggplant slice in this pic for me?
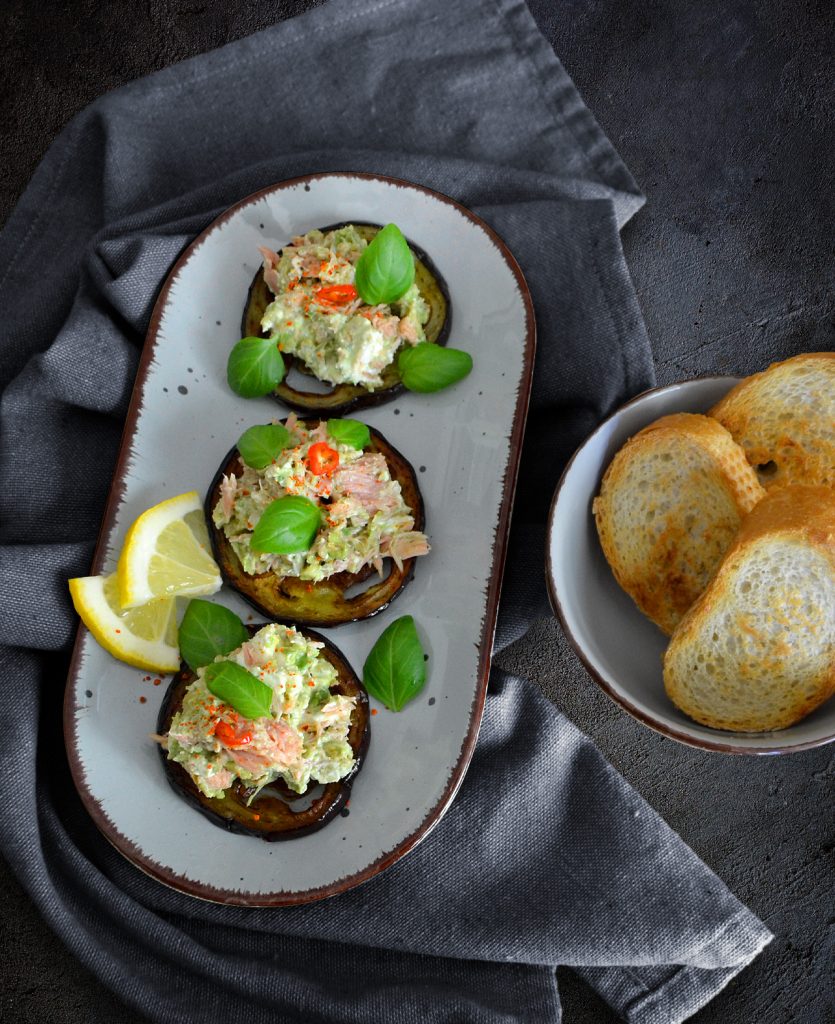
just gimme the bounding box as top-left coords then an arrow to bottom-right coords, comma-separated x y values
242,222 -> 451,415
157,624 -> 369,841
206,422 -> 425,627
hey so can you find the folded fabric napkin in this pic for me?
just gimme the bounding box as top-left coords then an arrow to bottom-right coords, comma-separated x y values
0,0 -> 772,1021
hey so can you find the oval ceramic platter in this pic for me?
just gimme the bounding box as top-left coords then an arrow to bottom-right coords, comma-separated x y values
64,173 -> 535,905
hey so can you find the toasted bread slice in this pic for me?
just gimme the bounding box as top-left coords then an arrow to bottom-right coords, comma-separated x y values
593,413 -> 765,635
710,352 -> 835,490
663,485 -> 835,732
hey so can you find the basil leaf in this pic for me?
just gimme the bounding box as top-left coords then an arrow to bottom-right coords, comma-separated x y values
237,423 -> 292,469
398,343 -> 473,393
227,336 -> 285,398
354,223 -> 415,305
362,615 -> 427,712
250,495 -> 321,553
179,599 -> 249,672
327,418 -> 371,450
204,660 -> 273,720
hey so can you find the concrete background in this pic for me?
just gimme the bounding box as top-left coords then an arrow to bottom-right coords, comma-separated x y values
2,1 -> 833,1021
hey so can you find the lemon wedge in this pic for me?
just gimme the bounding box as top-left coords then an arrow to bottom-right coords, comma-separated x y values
68,574 -> 180,672
117,491 -> 222,609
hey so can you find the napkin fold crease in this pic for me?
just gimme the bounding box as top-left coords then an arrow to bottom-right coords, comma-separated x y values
0,1 -> 771,1021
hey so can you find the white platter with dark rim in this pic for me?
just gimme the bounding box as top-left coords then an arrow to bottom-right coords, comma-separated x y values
64,172 -> 535,905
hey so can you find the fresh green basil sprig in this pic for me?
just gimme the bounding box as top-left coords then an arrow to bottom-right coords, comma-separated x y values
354,224 -> 415,305
362,615 -> 427,712
179,600 -> 249,672
250,495 -> 321,554
204,660 -> 273,720
237,423 -> 292,469
227,336 -> 285,398
327,418 -> 371,450
398,343 -> 473,393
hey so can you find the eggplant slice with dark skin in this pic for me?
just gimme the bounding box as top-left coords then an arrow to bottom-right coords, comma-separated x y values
206,421 -> 425,627
157,623 -> 370,841
241,222 -> 451,416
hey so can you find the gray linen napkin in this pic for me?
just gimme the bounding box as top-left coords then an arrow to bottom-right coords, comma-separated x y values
0,1 -> 772,1021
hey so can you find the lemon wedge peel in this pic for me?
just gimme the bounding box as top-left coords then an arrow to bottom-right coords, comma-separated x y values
116,491 -> 221,609
69,574 -> 180,673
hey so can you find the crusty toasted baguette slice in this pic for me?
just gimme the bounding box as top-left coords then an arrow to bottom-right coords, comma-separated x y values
710,352 -> 835,490
664,485 -> 835,732
593,413 -> 765,635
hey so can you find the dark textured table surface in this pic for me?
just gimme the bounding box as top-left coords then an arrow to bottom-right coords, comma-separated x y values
2,2 -> 833,1021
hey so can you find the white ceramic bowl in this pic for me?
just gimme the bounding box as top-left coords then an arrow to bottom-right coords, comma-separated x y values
546,376 -> 835,754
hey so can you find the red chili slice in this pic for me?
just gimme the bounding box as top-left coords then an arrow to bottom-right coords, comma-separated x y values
314,283 -> 358,308
307,442 -> 339,476
214,720 -> 254,748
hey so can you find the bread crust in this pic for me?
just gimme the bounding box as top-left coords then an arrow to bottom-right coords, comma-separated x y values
664,485 -> 835,732
594,413 -> 765,634
709,352 -> 835,490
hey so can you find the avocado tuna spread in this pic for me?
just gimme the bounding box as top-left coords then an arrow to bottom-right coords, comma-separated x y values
258,225 -> 429,388
213,415 -> 429,583
163,623 -> 356,798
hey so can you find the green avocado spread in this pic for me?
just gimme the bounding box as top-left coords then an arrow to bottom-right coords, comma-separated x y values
165,623 -> 356,799
259,225 -> 428,388
213,416 -> 429,583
